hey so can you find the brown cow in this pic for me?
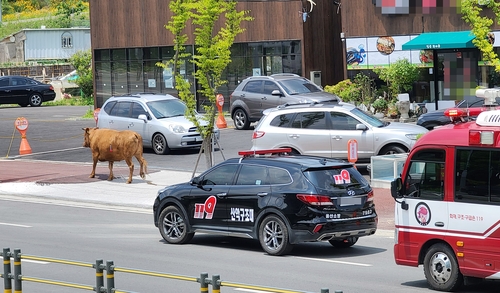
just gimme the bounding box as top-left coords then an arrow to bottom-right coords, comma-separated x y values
82,127 -> 147,184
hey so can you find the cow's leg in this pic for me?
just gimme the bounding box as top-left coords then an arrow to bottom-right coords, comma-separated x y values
125,158 -> 134,184
107,161 -> 114,181
135,154 -> 147,179
90,156 -> 98,178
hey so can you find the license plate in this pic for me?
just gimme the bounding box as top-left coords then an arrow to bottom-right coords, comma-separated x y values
339,197 -> 361,206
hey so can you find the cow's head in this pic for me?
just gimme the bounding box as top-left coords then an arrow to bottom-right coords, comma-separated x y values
82,127 -> 98,147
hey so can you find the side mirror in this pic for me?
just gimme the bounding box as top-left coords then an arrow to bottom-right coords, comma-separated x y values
356,124 -> 367,131
138,114 -> 148,122
191,176 -> 200,186
390,178 -> 402,199
271,89 -> 283,96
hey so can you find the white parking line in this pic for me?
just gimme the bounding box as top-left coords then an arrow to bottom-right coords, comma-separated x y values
294,256 -> 372,267
0,222 -> 31,228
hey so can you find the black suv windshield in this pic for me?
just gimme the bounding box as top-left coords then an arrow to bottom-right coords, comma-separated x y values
277,78 -> 322,95
147,99 -> 187,119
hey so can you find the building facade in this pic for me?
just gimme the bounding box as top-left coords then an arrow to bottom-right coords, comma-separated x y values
342,0 -> 500,110
0,28 -> 90,64
89,0 -> 500,111
88,0 -> 344,108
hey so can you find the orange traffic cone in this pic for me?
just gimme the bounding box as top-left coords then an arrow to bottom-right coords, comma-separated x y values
19,135 -> 32,155
15,117 -> 32,155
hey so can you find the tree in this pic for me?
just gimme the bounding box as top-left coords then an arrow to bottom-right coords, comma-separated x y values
160,0 -> 252,169
54,0 -> 87,27
69,49 -> 93,99
461,0 -> 500,72
373,58 -> 420,100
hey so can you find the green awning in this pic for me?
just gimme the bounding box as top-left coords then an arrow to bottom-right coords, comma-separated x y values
402,31 -> 476,50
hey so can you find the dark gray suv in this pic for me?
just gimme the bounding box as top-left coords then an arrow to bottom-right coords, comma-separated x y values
229,74 -> 340,130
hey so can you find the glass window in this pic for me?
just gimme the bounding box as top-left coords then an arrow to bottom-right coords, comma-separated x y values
404,150 -> 446,200
131,102 -> 147,119
95,62 -> 112,106
268,167 -> 292,185
263,81 -> 279,95
111,49 -> 127,61
61,32 -> 73,48
201,164 -> 239,185
11,77 -> 27,86
112,61 -> 128,95
291,112 -> 327,129
128,60 -> 144,93
109,101 -> 132,117
236,165 -> 269,185
95,50 -> 110,62
330,112 -> 360,130
304,166 -> 369,192
0,78 -> 8,86
243,80 -> 262,93
277,78 -> 322,94
455,149 -> 500,204
144,47 -> 159,60
147,99 -> 187,119
350,108 -> 385,127
102,100 -> 116,114
270,113 -> 294,127
128,48 -> 143,61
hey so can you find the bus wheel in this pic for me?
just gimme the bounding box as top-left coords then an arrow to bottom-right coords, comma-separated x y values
423,243 -> 463,291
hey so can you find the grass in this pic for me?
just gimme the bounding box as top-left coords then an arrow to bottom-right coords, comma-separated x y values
0,96 -> 94,119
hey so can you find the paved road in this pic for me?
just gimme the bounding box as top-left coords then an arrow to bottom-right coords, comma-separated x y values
0,105 -> 394,230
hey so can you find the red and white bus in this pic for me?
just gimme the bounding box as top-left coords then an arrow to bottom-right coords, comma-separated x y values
391,90 -> 500,291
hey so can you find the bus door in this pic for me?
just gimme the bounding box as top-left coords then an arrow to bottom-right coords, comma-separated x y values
397,149 -> 449,260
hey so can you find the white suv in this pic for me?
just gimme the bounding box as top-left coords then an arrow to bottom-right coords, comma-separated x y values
97,93 -> 219,155
251,101 -> 428,162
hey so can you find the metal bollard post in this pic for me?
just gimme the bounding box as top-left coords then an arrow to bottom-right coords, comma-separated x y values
3,248 -> 12,293
13,249 -> 21,293
106,261 -> 114,293
95,259 -> 104,293
199,272 -> 209,293
320,289 -> 330,293
212,275 -> 220,293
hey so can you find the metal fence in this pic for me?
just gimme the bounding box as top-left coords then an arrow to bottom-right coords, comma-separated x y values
1,248 -> 343,293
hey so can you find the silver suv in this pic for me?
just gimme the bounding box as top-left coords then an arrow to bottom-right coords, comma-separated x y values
97,93 -> 219,155
251,101 -> 428,162
229,74 -> 340,130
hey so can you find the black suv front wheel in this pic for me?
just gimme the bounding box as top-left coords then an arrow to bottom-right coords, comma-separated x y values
233,108 -> 250,130
158,206 -> 194,244
259,215 -> 293,256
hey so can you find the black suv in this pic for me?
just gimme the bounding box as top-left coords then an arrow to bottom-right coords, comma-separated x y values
229,74 -> 340,130
153,149 -> 377,256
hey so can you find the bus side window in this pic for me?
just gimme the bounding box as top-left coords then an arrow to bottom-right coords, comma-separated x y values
455,149 -> 500,204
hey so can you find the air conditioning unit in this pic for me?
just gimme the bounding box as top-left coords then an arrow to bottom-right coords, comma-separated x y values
310,71 -> 321,87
